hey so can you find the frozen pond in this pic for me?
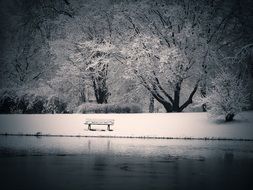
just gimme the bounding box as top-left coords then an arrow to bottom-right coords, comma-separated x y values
0,136 -> 253,190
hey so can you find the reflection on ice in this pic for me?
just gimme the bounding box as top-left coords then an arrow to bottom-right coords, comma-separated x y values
0,136 -> 253,190
0,136 -> 253,160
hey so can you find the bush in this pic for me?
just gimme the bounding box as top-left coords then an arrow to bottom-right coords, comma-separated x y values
0,92 -> 68,114
43,96 -> 67,113
76,103 -> 142,113
200,70 -> 249,122
16,94 -> 31,113
26,96 -> 46,114
0,95 -> 17,114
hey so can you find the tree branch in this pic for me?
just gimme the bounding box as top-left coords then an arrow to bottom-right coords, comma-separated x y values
137,74 -> 169,105
63,0 -> 70,5
152,71 -> 174,104
44,6 -> 73,18
179,80 -> 199,112
207,11 -> 234,44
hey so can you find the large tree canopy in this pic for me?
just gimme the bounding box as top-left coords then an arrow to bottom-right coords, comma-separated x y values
0,0 -> 252,113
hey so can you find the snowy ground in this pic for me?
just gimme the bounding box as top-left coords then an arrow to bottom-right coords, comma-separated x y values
0,112 -> 253,140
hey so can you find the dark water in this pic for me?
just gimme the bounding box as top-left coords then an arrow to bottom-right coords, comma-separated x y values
0,136 -> 253,190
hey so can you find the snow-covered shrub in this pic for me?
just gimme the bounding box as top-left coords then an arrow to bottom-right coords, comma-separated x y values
0,89 -> 19,113
26,96 -> 47,114
16,94 -> 30,113
43,96 -> 67,113
76,103 -> 142,113
130,104 -> 143,113
106,104 -> 130,113
27,95 -> 68,114
201,70 -> 249,121
0,89 -> 69,114
0,95 -> 17,113
76,103 -> 98,113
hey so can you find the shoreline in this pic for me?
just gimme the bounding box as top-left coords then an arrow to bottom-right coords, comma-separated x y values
1,133 -> 253,141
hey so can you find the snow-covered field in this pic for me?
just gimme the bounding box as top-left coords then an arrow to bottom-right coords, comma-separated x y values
0,112 -> 253,140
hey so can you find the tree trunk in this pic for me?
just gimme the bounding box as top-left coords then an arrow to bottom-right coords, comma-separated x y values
200,87 -> 207,112
200,77 -> 207,112
149,94 -> 154,113
91,75 -> 109,104
225,113 -> 235,122
172,83 -> 181,112
162,102 -> 173,112
96,87 -> 109,104
200,51 -> 208,112
80,87 -> 87,103
140,77 -> 198,113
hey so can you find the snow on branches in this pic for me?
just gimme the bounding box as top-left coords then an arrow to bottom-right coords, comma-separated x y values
201,69 -> 249,121
69,39 -> 116,104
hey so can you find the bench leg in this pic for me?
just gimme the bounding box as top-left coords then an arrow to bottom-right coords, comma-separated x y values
107,125 -> 110,131
88,124 -> 91,130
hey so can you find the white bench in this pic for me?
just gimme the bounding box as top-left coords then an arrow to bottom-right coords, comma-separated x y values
84,119 -> 114,131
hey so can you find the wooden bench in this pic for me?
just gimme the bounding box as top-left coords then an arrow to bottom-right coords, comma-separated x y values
84,119 -> 114,131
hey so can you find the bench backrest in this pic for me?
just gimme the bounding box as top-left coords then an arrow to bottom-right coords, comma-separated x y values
85,119 -> 114,125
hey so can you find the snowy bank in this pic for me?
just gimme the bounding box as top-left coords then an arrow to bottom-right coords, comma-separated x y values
0,112 -> 253,140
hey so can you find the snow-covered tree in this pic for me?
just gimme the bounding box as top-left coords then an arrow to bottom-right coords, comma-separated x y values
120,32 -> 202,112
70,39 -> 116,104
200,44 -> 252,121
0,0 -> 73,88
115,1 -> 215,112
202,69 -> 249,121
2,0 -> 251,113
47,49 -> 89,108
48,1 -> 119,105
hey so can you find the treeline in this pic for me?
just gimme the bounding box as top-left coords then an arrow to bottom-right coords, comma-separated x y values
0,90 -> 142,114
0,0 -> 253,121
